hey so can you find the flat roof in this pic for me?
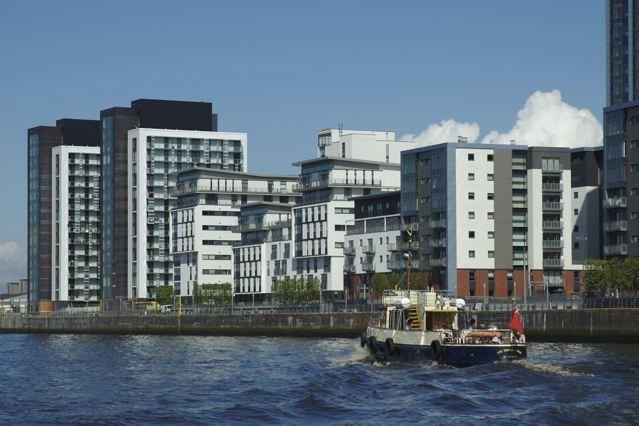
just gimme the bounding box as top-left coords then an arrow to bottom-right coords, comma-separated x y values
175,167 -> 298,180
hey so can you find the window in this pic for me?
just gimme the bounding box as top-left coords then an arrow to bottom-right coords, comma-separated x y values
574,192 -> 578,199
574,209 -> 578,215
574,225 -> 579,232
487,174 -> 494,181
487,154 -> 494,162
487,231 -> 494,239
488,251 -> 495,258
632,235 -> 639,243
335,225 -> 346,231
468,211 -> 475,219
632,212 -> 639,220
468,250 -> 476,258
468,153 -> 475,161
487,212 -> 494,219
468,231 -> 475,239
574,242 -> 579,249
487,193 -> 494,200
468,173 -> 475,181
468,192 -> 475,200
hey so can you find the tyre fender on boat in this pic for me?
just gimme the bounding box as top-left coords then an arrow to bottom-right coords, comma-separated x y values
368,336 -> 378,354
431,340 -> 443,360
385,338 -> 396,355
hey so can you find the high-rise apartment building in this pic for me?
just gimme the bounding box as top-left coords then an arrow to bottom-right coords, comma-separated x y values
400,142 -> 594,297
101,99 -> 218,305
128,130 -> 247,300
171,169 -> 300,299
604,1 -> 639,257
27,119 -> 100,310
51,146 -> 101,306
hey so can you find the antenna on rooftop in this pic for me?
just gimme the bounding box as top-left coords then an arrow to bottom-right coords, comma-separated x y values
338,122 -> 344,135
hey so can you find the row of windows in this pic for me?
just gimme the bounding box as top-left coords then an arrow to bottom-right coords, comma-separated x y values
468,192 -> 494,200
467,173 -> 494,181
202,269 -> 231,275
468,251 -> 495,258
467,153 -> 494,162
202,240 -> 236,246
202,254 -> 232,261
467,211 -> 495,219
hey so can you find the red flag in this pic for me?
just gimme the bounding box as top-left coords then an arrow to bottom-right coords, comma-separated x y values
508,302 -> 524,335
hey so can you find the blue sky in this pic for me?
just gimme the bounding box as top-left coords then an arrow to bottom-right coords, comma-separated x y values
0,1 -> 604,283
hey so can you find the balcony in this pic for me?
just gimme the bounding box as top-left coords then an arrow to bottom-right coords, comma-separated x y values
387,242 -> 398,252
428,219 -> 447,229
401,223 -> 420,232
429,257 -> 447,267
362,262 -> 375,272
542,201 -> 563,211
604,197 -> 627,209
429,238 -> 447,248
543,258 -> 563,268
343,246 -> 356,256
239,219 -> 291,232
398,241 -> 419,251
603,220 -> 628,232
604,244 -> 628,256
542,183 -> 562,192
542,165 -> 563,174
363,244 -> 375,254
343,264 -> 356,273
542,221 -> 563,230
388,259 -> 407,270
296,178 -> 383,191
543,240 -> 563,249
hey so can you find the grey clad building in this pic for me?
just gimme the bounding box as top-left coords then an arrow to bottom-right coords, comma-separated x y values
604,0 -> 639,257
28,119 -> 101,310
100,99 -> 219,306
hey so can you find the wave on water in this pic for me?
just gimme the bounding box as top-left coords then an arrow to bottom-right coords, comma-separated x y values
516,360 -> 594,377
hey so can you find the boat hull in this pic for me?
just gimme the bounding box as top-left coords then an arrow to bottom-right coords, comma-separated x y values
363,334 -> 527,367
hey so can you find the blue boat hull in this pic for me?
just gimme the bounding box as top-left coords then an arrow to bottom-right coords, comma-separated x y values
364,336 -> 527,367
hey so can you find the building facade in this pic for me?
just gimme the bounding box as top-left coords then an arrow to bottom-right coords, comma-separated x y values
233,203 -> 295,300
400,142 -> 592,298
344,191 -> 402,298
603,0 -> 639,258
128,129 -> 248,300
171,170 -> 299,299
27,119 -> 100,310
101,99 -> 218,305
290,129 -> 414,294
51,146 -> 101,305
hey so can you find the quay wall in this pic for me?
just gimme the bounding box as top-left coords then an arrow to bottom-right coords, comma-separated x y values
0,309 -> 637,342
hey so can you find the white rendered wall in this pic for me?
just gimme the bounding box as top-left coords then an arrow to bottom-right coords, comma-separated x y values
454,148 -> 496,269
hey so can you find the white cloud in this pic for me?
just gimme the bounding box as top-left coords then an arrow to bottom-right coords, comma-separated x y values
480,90 -> 603,148
0,242 -> 27,287
403,90 -> 602,150
402,118 -> 481,147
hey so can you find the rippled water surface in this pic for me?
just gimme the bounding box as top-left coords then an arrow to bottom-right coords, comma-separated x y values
0,335 -> 638,424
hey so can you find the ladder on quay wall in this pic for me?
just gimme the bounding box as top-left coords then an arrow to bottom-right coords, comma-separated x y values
408,307 -> 421,330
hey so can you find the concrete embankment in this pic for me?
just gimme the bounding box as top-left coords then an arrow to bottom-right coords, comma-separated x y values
476,309 -> 639,343
0,309 -> 638,342
0,313 -> 371,338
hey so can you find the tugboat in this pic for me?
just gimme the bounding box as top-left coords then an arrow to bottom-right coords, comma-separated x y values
361,289 -> 527,366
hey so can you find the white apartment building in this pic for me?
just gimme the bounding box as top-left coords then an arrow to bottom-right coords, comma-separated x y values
51,145 -> 101,305
128,128 -> 247,300
291,130 -> 415,294
171,169 -> 300,298
401,142 -> 593,297
233,203 -> 294,299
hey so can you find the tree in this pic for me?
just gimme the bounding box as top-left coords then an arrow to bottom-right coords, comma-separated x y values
371,273 -> 389,297
623,258 -> 639,295
196,283 -> 232,307
606,258 -> 625,296
303,276 -> 320,303
583,259 -> 606,295
155,285 -> 175,306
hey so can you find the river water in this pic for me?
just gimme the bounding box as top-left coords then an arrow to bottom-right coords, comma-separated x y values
0,335 -> 637,424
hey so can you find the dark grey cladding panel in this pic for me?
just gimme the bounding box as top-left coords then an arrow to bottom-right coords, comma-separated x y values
571,150 -> 603,188
527,147 -> 571,169
55,119 -> 101,146
493,149 -> 513,270
131,99 -> 214,131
